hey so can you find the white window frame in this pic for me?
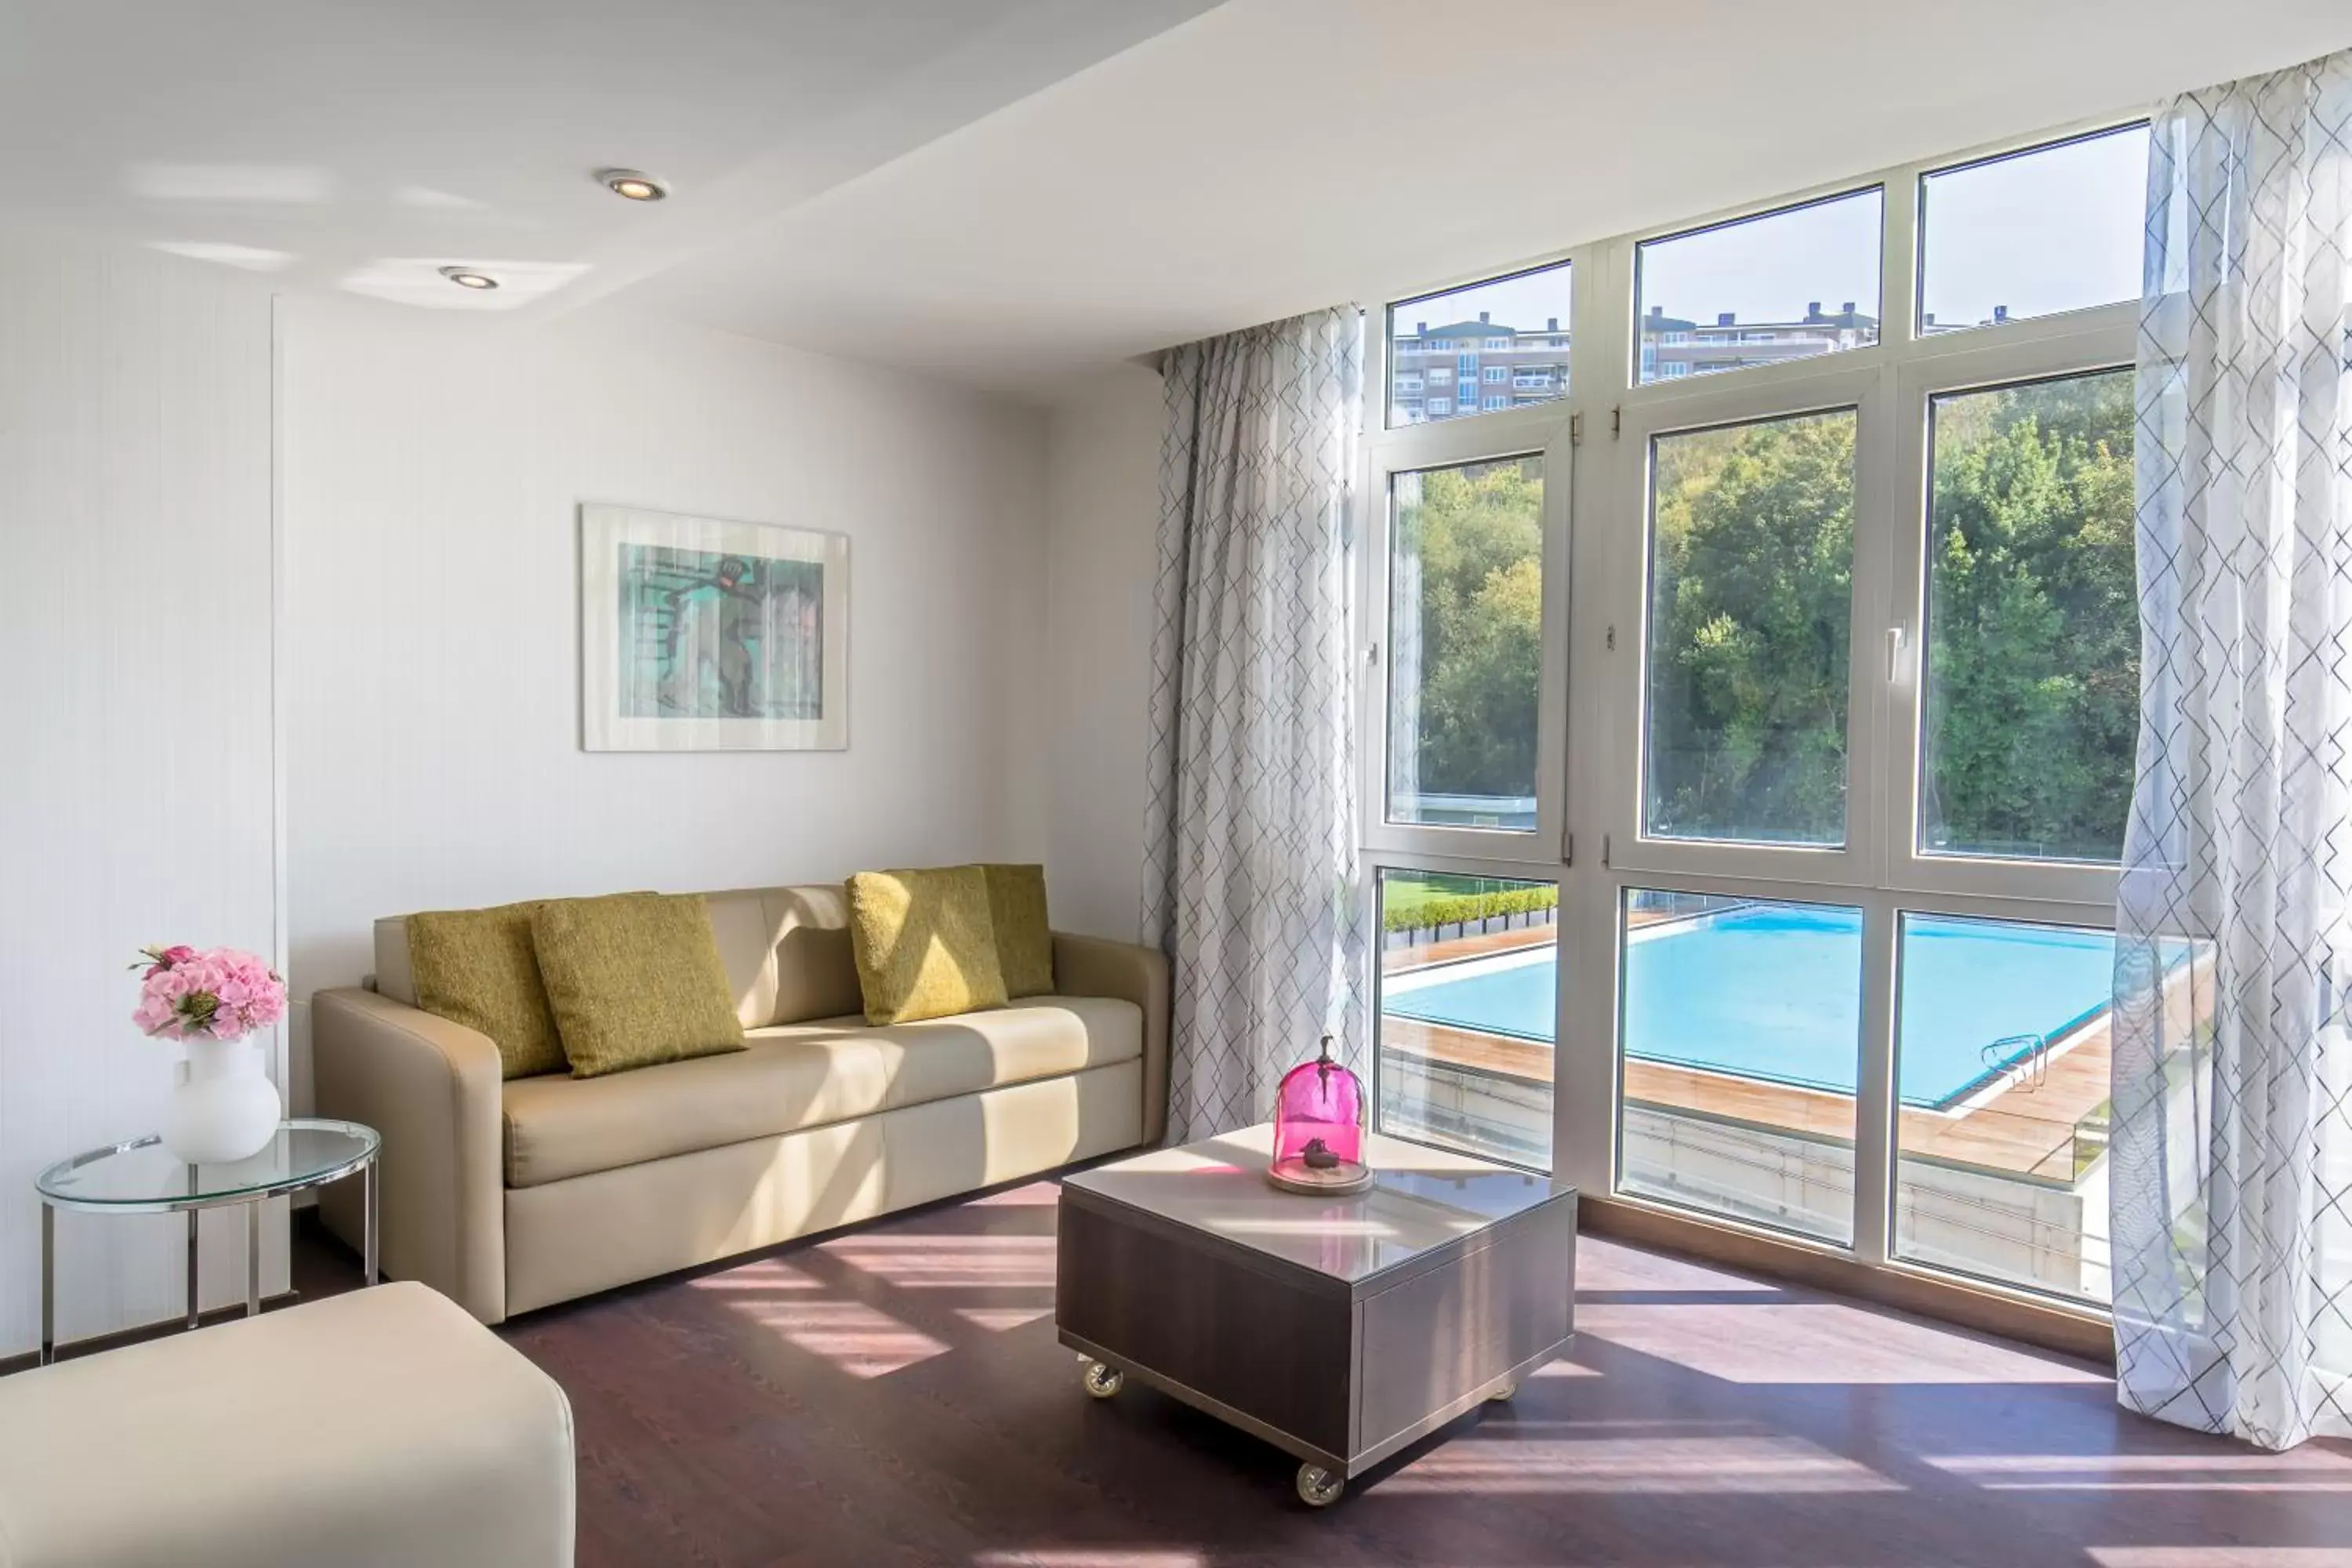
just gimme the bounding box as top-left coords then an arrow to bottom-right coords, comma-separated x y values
1357,369 -> 1575,866
1357,111 -> 2149,1314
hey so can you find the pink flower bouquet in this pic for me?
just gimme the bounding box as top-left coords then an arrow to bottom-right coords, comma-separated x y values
131,945 -> 287,1044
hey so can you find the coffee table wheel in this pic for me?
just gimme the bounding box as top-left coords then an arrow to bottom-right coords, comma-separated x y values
1486,1377 -> 1522,1403
1081,1359 -> 1124,1399
1295,1463 -> 1345,1508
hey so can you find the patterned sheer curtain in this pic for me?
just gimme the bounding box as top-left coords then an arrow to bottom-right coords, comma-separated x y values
2113,47 -> 2352,1450
1141,307 -> 1367,1144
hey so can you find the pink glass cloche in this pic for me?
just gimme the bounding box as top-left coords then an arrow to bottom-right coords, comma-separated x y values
1267,1036 -> 1372,1195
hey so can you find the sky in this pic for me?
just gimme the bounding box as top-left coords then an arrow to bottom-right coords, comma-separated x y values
1390,125 -> 2148,343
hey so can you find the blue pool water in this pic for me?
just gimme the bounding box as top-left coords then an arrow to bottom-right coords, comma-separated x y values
1382,906 -> 2118,1109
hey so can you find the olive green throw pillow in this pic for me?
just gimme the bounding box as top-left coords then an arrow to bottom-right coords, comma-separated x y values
978,863 -> 1053,998
530,894 -> 746,1079
406,902 -> 568,1080
846,866 -> 1008,1025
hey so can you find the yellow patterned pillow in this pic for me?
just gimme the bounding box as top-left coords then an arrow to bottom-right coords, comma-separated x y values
406,902 -> 568,1080
846,866 -> 1008,1025
530,894 -> 746,1079
978,863 -> 1054,999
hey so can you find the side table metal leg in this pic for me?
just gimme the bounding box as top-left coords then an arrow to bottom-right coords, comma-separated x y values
245,1200 -> 261,1317
363,1159 -> 379,1286
39,1204 -> 55,1367
186,1207 -> 200,1331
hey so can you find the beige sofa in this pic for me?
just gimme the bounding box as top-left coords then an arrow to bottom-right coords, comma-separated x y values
311,883 -> 1168,1323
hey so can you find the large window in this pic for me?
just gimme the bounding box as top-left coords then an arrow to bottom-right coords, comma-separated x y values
1888,913 -> 2203,1305
1377,869 -> 1557,1168
1919,369 -> 2137,862
1385,456 -> 1544,831
1918,125 -> 2150,333
1643,408 -> 1858,847
1365,119 -> 2143,1322
1386,261 -> 1571,428
1617,890 -> 1861,1245
1635,188 -> 1883,385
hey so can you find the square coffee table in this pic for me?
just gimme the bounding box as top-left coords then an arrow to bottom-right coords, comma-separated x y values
1055,1123 -> 1576,1506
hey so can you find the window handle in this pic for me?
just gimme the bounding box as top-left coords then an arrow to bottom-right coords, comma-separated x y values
1888,625 -> 1907,683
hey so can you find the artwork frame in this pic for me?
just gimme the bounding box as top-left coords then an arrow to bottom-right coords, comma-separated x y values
579,503 -> 849,752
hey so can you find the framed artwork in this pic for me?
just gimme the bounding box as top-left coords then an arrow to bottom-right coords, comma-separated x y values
579,503 -> 849,751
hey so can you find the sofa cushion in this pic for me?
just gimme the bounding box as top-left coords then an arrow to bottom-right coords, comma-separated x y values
499,995 -> 1142,1187
847,866 -> 1008,1024
379,884 -> 868,1029
978,862 -> 1054,998
532,893 -> 746,1077
405,902 -> 568,1080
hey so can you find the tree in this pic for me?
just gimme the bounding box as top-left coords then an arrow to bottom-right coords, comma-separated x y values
1646,409 -> 1857,841
1922,372 -> 2136,858
1392,372 -> 2137,862
1390,459 -> 1544,805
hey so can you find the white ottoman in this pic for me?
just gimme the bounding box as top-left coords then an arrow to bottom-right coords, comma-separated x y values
0,1282 -> 574,1567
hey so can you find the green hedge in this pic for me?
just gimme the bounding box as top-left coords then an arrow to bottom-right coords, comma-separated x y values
1382,885 -> 1559,934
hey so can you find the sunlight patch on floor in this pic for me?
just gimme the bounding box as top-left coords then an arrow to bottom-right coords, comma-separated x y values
1936,1449 -> 2352,1492
688,1259 -> 828,1293
967,1182 -> 1064,1207
2092,1552 -> 2352,1566
816,1233 -> 1056,1290
1379,1434 -> 1904,1494
1530,1358 -> 1602,1377
957,1305 -> 1054,1331
1580,1301 -> 2109,1385
971,1552 -> 1203,1567
723,1298 -> 949,1378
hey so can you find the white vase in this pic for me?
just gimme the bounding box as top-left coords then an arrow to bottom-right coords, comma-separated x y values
159,1036 -> 281,1165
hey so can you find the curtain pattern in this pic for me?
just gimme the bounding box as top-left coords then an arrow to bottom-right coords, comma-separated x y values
2114,47 -> 2352,1449
1141,308 -> 1367,1145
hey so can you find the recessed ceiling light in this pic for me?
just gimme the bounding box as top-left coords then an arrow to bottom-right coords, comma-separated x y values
437,265 -> 499,291
597,168 -> 669,202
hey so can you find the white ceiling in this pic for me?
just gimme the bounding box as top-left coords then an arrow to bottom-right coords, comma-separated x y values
7,1 -> 2350,396
0,0 -> 1216,310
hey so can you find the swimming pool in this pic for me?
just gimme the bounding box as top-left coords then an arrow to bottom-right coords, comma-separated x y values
1381,905 -> 2118,1109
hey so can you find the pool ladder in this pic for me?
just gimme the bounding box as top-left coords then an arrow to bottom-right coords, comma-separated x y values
1983,1033 -> 2050,1093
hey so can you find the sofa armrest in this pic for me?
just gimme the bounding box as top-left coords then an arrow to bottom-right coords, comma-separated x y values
1053,932 -> 1171,1145
311,987 -> 508,1324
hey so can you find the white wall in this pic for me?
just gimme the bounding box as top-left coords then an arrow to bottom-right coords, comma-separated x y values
281,296 -> 1051,1100
0,229 -> 284,1357
1041,363 -> 1162,939
0,235 -> 1087,1359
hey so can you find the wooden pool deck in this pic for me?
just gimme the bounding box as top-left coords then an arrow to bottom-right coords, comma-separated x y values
1379,919 -> 2138,1184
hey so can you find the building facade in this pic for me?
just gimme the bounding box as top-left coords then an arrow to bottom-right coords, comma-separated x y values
1391,299 -> 1945,423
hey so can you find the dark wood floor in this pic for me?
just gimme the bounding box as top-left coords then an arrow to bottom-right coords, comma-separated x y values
291,1186 -> 2352,1568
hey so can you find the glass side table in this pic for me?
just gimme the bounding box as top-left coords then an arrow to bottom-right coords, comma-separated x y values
34,1117 -> 379,1366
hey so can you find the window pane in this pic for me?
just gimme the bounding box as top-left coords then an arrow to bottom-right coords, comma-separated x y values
1635,188 -> 1882,385
1387,263 -> 1571,427
1386,456 -> 1543,831
1919,370 -> 2136,862
1617,891 -> 1860,1245
1377,869 -> 1556,1167
1892,913 -> 2205,1304
1644,409 -> 1857,846
1920,125 -> 2149,334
